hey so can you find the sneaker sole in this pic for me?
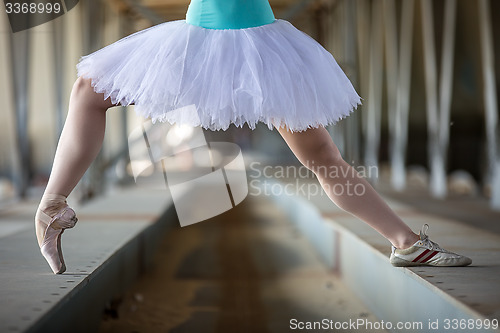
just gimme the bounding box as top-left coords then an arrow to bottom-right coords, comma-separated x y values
390,255 -> 423,267
390,255 -> 472,267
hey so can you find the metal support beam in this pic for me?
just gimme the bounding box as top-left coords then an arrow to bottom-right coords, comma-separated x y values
421,0 -> 456,199
8,27 -> 31,198
421,0 -> 441,197
343,0 -> 361,167
364,0 -> 383,184
281,0 -> 315,21
478,0 -> 500,210
437,0 -> 457,194
121,0 -> 165,25
79,0 -> 106,200
52,17 -> 66,137
385,0 -> 414,191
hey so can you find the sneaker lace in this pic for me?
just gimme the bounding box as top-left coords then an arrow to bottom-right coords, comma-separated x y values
419,224 -> 448,253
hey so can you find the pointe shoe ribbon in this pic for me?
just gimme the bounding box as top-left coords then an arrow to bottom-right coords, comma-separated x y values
37,206 -> 78,274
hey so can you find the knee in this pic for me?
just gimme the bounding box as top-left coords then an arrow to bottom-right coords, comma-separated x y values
306,142 -> 345,176
71,77 -> 93,99
70,77 -> 112,110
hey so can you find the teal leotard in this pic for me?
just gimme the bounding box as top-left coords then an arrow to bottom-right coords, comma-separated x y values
186,0 -> 276,30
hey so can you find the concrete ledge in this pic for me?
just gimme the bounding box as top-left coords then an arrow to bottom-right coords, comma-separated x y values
261,179 -> 500,333
0,186 -> 177,333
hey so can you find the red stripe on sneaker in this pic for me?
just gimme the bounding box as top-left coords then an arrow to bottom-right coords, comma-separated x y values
420,251 -> 439,263
412,249 -> 430,262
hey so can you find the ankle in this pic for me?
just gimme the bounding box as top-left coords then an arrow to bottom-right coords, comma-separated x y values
392,232 -> 419,250
38,193 -> 68,217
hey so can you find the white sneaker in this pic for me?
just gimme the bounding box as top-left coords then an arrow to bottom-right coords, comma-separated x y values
390,224 -> 472,267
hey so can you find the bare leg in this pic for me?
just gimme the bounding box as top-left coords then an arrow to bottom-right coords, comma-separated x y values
44,77 -> 116,198
276,125 -> 419,249
35,77 -> 116,266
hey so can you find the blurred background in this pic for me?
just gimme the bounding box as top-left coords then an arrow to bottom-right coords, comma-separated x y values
0,0 -> 499,210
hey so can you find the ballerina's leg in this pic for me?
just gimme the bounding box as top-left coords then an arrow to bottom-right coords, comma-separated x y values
43,77 -> 117,199
275,125 -> 419,250
35,77 -> 120,273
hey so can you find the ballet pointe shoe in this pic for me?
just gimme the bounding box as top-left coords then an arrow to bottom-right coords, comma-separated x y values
35,205 -> 78,274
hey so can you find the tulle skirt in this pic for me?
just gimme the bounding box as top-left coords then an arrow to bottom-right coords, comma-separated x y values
76,19 -> 361,132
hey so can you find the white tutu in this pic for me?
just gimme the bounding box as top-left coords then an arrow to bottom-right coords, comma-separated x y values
77,19 -> 361,132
